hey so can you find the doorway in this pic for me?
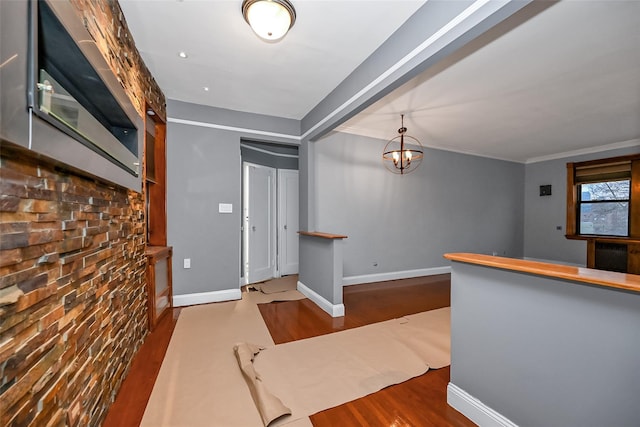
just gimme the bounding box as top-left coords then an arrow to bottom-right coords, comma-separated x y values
241,143 -> 299,285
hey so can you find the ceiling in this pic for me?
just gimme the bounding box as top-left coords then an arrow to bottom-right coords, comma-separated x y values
118,0 -> 426,119
120,0 -> 640,163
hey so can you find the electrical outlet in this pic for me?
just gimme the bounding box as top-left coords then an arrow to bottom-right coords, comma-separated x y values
184,258 -> 191,269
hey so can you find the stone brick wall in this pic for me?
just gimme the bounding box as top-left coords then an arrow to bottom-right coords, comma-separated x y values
0,146 -> 148,426
0,1 -> 167,425
70,0 -> 166,120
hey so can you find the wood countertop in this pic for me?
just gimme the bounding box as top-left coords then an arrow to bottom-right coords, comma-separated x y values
298,231 -> 348,240
444,253 -> 640,294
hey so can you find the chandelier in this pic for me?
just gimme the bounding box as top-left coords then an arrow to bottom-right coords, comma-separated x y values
382,114 -> 424,175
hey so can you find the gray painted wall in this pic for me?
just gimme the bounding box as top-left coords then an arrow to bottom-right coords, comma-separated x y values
166,121 -> 241,295
166,98 -> 637,297
450,261 -> 640,426
313,131 -> 525,277
166,100 -> 299,297
523,143 -> 640,265
299,140 -> 314,231
169,100 -> 300,137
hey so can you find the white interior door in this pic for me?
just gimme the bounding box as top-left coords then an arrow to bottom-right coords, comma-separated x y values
244,163 -> 276,284
278,169 -> 299,275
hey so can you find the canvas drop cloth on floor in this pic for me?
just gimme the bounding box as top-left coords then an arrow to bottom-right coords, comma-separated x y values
141,280 -> 306,427
248,275 -> 301,294
245,275 -> 306,304
141,282 -> 449,427
237,307 -> 450,426
140,295 -> 275,427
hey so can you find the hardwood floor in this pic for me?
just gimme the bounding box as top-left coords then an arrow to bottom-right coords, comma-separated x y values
103,275 -> 474,427
259,275 -> 452,343
260,275 -> 473,427
310,367 -> 469,427
102,309 -> 181,427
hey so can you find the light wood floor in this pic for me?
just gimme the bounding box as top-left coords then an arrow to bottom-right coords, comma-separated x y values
103,275 -> 474,427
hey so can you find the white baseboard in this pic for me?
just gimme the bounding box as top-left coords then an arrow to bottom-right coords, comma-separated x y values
297,281 -> 345,318
447,382 -> 518,427
342,266 -> 451,286
173,288 -> 242,307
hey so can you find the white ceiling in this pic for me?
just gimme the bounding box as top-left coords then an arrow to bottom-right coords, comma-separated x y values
119,0 -> 426,119
120,0 -> 640,163
336,0 -> 640,162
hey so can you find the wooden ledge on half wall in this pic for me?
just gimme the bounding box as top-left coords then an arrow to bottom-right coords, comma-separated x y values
443,253 -> 640,294
298,231 -> 348,240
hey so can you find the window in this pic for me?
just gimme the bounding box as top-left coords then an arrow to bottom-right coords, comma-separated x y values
578,179 -> 630,236
566,154 -> 640,274
566,154 -> 639,239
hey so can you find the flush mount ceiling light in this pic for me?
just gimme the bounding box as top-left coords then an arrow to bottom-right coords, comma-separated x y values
382,114 -> 424,175
242,0 -> 296,41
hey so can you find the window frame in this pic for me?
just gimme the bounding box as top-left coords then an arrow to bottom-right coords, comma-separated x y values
566,153 -> 640,241
576,179 -> 631,237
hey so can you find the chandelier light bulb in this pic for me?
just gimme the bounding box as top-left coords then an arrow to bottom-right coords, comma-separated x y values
393,151 -> 400,164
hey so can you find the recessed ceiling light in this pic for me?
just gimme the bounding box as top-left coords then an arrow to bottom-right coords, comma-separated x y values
178,51 -> 188,58
204,87 -> 209,92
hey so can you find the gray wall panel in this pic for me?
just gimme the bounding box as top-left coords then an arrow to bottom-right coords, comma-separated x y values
299,235 -> 342,304
313,132 -> 525,277
166,100 -> 307,296
166,120 -> 241,295
450,261 -> 640,426
169,99 -> 300,138
299,140 -> 314,231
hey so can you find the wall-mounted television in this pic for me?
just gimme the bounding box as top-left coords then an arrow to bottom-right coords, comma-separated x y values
0,0 -> 142,191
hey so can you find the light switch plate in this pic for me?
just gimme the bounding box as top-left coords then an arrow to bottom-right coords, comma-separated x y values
183,258 -> 191,269
219,203 -> 233,213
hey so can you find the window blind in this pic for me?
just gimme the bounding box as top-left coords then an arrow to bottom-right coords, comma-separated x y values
575,161 -> 631,183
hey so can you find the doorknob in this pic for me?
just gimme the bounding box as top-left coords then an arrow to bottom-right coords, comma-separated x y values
252,226 -> 256,231
284,225 -> 288,230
